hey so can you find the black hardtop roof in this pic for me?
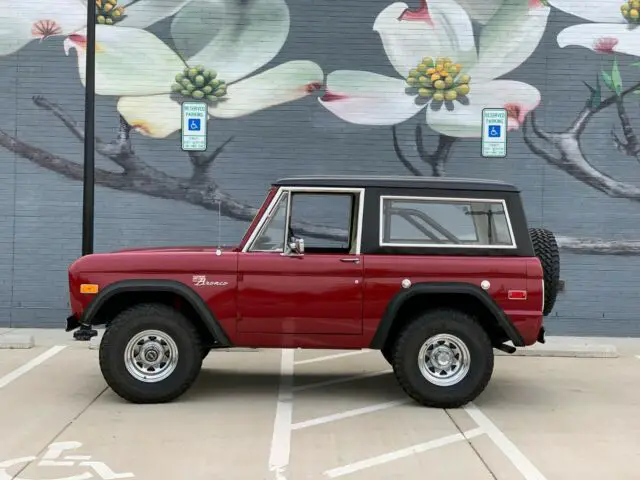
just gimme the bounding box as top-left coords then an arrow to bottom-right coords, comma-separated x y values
273,175 -> 519,192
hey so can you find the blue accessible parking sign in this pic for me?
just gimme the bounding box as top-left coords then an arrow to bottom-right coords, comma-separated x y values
481,108 -> 507,158
181,102 -> 208,151
487,125 -> 501,138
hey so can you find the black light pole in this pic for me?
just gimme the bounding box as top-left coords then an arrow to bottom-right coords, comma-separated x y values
82,0 -> 96,257
75,0 -> 99,341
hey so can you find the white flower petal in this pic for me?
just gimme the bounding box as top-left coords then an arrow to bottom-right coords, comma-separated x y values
170,0 -> 226,60
0,20 -> 34,55
209,60 -> 323,118
9,0 -> 86,34
120,0 -> 192,29
425,80 -> 540,138
454,0 -> 505,25
64,26 -> 186,96
117,94 -> 183,138
186,0 -> 290,84
472,0 -> 551,83
373,0 -> 478,79
547,0 -> 625,24
0,0 -> 85,55
317,70 -> 426,126
557,23 -> 640,57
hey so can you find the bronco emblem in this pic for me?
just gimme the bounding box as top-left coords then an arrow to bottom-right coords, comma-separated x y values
192,275 -> 228,287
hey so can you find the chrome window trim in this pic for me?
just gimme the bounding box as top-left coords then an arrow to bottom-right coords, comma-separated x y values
243,186 -> 365,254
379,195 -> 517,249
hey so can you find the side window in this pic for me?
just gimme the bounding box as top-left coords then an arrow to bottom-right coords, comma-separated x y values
250,192 -> 289,252
289,193 -> 356,253
381,197 -> 514,247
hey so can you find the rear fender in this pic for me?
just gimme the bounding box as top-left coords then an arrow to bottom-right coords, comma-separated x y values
369,282 -> 525,349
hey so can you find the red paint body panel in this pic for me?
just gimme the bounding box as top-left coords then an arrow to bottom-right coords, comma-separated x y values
69,249 -> 240,340
360,255 -> 543,346
237,252 -> 363,335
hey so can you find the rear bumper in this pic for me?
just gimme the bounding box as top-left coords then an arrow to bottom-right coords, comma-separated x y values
537,325 -> 546,344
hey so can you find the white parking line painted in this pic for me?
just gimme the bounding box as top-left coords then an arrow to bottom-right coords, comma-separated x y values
294,350 -> 371,365
292,369 -> 393,392
0,345 -> 66,390
291,399 -> 410,430
464,403 -> 548,480
323,428 -> 484,478
268,349 -> 295,480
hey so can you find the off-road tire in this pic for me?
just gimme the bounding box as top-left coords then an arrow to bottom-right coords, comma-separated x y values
99,303 -> 203,404
391,308 -> 494,409
528,227 -> 560,316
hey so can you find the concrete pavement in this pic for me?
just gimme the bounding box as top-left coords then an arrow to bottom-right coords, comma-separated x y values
0,331 -> 638,479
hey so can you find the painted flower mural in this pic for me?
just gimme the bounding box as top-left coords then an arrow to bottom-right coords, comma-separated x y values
0,0 -> 191,56
550,0 -> 640,56
318,0 -> 550,138
62,0 -> 323,138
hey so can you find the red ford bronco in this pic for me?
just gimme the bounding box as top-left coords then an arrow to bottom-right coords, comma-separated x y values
65,176 -> 560,408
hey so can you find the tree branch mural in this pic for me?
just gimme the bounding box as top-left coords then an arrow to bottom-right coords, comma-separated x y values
0,95 -> 347,241
323,0 -> 640,256
1,0 -> 640,256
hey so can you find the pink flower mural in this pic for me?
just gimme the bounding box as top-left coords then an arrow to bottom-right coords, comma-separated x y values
318,0 -> 550,137
550,0 -> 640,56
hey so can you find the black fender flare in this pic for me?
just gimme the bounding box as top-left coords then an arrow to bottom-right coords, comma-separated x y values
80,279 -> 232,346
369,282 -> 525,349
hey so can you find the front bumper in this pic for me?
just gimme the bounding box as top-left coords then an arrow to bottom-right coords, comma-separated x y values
65,314 -> 80,332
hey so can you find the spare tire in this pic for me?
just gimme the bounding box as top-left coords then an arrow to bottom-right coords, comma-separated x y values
528,227 -> 560,316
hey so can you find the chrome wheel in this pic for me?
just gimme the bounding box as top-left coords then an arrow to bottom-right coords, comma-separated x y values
124,330 -> 179,383
418,333 -> 471,387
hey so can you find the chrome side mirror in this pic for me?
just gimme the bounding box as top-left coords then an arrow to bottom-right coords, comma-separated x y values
288,237 -> 304,255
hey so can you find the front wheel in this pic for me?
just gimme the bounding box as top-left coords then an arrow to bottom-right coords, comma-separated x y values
99,303 -> 203,404
391,308 -> 494,409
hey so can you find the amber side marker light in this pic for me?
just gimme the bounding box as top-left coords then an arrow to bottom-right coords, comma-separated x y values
80,284 -> 99,294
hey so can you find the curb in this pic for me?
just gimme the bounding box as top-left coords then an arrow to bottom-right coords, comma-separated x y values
0,334 -> 35,349
495,343 -> 618,358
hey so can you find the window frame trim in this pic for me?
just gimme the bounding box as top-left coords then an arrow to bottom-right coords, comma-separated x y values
242,186 -> 366,254
378,194 -> 517,249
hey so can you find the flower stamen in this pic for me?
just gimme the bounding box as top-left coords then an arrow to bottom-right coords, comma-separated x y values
406,56 -> 470,103
96,0 -> 126,25
621,0 -> 640,23
171,65 -> 227,103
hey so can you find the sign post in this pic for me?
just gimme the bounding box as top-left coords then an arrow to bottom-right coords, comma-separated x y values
481,108 -> 507,158
181,102 -> 208,151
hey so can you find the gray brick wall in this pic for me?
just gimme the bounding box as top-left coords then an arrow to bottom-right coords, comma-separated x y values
0,0 -> 639,335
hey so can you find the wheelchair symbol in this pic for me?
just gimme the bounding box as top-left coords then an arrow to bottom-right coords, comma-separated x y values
188,119 -> 201,131
0,441 -> 134,480
487,125 -> 501,138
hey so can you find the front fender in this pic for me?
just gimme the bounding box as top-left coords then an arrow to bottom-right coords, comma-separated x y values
79,279 -> 232,346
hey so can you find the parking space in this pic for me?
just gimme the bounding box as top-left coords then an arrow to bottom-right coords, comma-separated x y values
0,336 -> 639,479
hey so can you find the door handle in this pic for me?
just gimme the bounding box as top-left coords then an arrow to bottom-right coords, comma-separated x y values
340,257 -> 360,263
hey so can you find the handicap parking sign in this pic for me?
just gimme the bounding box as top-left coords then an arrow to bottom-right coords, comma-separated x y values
181,102 -> 207,151
481,108 -> 507,158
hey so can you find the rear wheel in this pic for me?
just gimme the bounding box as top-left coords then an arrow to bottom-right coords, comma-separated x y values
529,227 -> 560,316
99,303 -> 203,404
391,308 -> 494,408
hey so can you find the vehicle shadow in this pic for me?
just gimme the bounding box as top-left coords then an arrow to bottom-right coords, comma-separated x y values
184,368 -> 405,403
